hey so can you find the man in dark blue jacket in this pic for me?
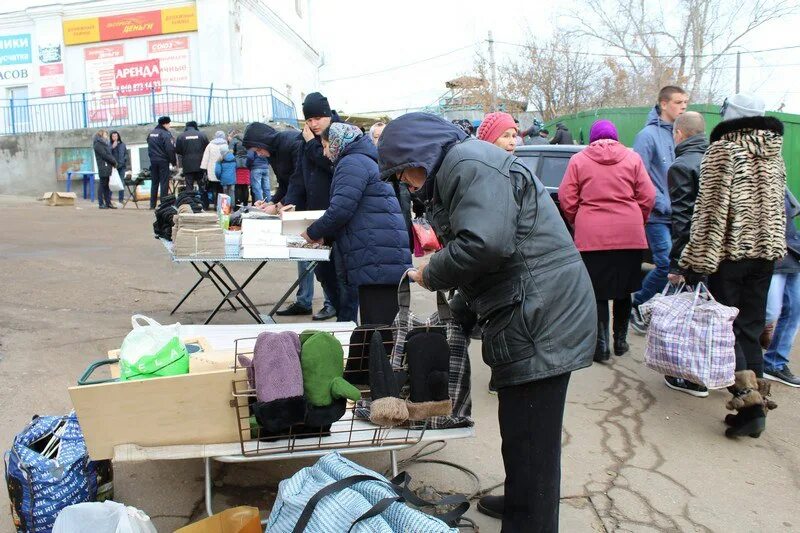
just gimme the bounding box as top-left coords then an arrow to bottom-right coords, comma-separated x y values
630,86 -> 688,332
147,115 -> 177,209
281,92 -> 341,321
243,121 -> 314,316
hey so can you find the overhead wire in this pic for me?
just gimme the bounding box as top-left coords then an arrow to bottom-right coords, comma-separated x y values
493,40 -> 800,59
320,43 -> 479,83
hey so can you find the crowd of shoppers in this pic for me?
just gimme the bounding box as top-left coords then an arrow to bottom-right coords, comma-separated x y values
94,82 -> 795,529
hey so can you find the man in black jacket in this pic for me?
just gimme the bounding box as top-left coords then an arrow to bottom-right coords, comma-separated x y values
664,111 -> 710,397
175,121 -> 209,209
242,121 -> 314,316
147,116 -> 176,209
549,122 -> 573,145
281,92 -> 341,321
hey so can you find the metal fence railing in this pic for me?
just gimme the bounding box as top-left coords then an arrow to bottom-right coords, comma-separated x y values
0,85 -> 299,135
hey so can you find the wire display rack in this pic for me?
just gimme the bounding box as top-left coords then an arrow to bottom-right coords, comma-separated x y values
230,326 -> 427,457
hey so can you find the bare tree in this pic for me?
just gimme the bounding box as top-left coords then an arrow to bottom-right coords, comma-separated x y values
570,0 -> 798,103
464,35 -> 605,120
500,35 -> 606,120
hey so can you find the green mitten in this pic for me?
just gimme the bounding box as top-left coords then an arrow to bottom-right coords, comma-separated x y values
300,330 -> 362,406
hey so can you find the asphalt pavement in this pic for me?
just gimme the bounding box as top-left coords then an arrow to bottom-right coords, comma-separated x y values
0,195 -> 797,532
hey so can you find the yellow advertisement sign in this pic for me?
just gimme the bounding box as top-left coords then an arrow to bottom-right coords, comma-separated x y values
62,4 -> 196,46
63,18 -> 100,45
161,6 -> 198,35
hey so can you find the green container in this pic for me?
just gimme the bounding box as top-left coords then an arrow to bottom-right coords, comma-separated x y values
119,336 -> 189,381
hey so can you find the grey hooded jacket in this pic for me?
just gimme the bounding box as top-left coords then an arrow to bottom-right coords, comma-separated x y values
378,113 -> 596,387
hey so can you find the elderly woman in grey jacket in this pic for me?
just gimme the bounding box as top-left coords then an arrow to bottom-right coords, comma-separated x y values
378,113 -> 596,532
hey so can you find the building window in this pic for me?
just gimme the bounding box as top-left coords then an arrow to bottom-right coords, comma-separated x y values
295,0 -> 304,18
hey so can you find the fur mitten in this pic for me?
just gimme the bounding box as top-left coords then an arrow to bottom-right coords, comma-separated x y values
368,331 -> 409,426
404,328 -> 452,420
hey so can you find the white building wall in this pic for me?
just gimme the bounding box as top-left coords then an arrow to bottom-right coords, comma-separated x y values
0,0 -> 320,125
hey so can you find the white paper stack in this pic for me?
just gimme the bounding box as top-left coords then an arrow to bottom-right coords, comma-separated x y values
241,218 -> 290,258
281,210 -> 326,236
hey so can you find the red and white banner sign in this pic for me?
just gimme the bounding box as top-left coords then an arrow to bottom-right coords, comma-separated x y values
85,44 -> 127,122
39,63 -> 63,76
114,58 -> 162,96
148,36 -> 192,113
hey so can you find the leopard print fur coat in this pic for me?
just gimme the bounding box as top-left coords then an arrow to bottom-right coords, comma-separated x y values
679,116 -> 786,274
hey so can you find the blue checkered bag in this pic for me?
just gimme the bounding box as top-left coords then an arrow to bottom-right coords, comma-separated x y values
265,452 -> 467,533
4,413 -> 98,532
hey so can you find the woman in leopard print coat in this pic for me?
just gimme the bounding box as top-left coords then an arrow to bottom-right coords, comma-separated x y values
679,96 -> 785,439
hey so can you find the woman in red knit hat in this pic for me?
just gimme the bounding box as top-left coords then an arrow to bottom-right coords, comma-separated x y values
476,111 -> 518,153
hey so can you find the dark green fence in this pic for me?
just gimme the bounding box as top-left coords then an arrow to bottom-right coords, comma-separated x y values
549,104 -> 800,195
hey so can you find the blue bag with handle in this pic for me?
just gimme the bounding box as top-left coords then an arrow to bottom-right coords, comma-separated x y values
4,413 -> 99,532
265,452 -> 468,533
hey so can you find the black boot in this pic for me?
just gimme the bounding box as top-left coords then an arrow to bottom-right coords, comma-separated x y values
613,325 -> 629,356
594,318 -> 610,363
477,494 -> 503,519
725,405 -> 766,438
725,370 -> 768,439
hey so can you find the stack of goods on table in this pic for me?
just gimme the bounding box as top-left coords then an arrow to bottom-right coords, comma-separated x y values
240,216 -> 288,258
238,209 -> 332,260
173,211 -> 225,258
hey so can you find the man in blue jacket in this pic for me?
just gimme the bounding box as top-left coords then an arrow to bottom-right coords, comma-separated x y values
147,115 -> 176,209
630,86 -> 688,332
281,92 -> 341,321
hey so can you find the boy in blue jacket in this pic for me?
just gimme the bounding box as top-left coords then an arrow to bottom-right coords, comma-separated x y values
215,147 -> 237,204
630,85 -> 688,333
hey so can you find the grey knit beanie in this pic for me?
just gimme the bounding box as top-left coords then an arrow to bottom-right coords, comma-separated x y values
722,93 -> 766,120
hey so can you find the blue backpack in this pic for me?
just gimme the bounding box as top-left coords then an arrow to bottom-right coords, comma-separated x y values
266,452 -> 468,532
4,413 -> 106,532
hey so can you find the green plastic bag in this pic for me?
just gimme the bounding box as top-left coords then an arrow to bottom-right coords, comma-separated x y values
119,315 -> 189,381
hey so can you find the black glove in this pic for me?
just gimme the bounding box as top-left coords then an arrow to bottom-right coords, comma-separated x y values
404,328 -> 452,420
448,292 -> 477,337
683,269 -> 707,286
368,331 -> 409,426
345,324 -> 393,385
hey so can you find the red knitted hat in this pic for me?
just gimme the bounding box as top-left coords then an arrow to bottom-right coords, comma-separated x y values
477,112 -> 517,144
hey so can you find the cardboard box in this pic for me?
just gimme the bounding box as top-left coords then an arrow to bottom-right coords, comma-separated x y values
281,210 -> 326,236
69,368 -> 240,460
241,245 -> 291,259
289,247 -> 331,260
41,191 -> 76,206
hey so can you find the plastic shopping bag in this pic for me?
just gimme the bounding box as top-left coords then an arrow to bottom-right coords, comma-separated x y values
411,217 -> 442,256
53,501 -> 157,533
109,168 -> 124,193
118,315 -> 189,381
6,412 -> 103,533
175,506 -> 261,533
640,283 -> 738,389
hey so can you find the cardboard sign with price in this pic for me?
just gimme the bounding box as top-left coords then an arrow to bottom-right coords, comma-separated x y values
115,58 -> 161,97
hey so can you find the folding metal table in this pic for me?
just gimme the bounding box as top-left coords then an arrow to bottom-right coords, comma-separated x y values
161,239 -> 322,324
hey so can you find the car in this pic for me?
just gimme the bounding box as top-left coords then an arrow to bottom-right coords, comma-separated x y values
514,143 -> 585,193
514,143 -> 585,229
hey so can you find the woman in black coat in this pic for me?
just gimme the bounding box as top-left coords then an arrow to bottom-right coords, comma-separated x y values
93,129 -> 117,209
110,131 -> 127,203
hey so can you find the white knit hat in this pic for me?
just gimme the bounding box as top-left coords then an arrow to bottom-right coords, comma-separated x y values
722,93 -> 766,120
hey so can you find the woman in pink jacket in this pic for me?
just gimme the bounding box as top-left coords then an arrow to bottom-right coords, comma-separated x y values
558,120 -> 656,362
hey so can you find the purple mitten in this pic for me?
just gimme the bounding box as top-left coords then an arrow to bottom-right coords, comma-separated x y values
250,331 -> 306,435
